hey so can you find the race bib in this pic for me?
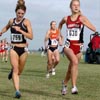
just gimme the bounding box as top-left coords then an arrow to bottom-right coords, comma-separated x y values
51,39 -> 58,45
11,34 -> 22,42
67,28 -> 80,40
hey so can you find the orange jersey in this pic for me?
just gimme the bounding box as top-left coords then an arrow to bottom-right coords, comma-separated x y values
48,29 -> 60,46
49,29 -> 59,39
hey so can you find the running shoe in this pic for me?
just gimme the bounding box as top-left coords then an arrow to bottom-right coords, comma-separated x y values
8,69 -> 13,80
46,73 -> 50,78
15,91 -> 21,99
61,80 -> 67,95
71,86 -> 78,94
51,68 -> 56,75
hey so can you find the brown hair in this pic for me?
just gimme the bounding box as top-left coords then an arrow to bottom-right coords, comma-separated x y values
15,0 -> 26,12
50,21 -> 56,26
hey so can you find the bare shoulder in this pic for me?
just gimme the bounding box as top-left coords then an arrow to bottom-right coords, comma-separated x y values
24,18 -> 31,25
62,16 -> 68,22
9,18 -> 13,22
59,16 -> 68,25
46,30 -> 50,34
45,30 -> 50,39
8,18 -> 14,26
24,18 -> 30,22
80,15 -> 88,22
64,16 -> 68,21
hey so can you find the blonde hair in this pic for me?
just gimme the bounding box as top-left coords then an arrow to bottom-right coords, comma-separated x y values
70,0 -> 80,8
70,0 -> 81,14
15,0 -> 26,12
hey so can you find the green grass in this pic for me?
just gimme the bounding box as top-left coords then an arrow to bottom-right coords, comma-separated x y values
0,53 -> 100,100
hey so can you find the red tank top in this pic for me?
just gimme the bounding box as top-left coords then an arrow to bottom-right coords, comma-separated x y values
66,15 -> 83,41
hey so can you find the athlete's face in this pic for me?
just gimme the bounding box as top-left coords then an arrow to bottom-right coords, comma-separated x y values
71,1 -> 80,13
16,9 -> 25,21
51,22 -> 56,30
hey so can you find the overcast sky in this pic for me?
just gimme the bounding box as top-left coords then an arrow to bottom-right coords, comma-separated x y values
0,0 -> 100,50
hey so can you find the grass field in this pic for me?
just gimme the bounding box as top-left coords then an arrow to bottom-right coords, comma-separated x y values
0,52 -> 100,100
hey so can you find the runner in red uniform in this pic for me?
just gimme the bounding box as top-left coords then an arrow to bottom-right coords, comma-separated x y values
58,0 -> 96,95
1,39 -> 5,62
